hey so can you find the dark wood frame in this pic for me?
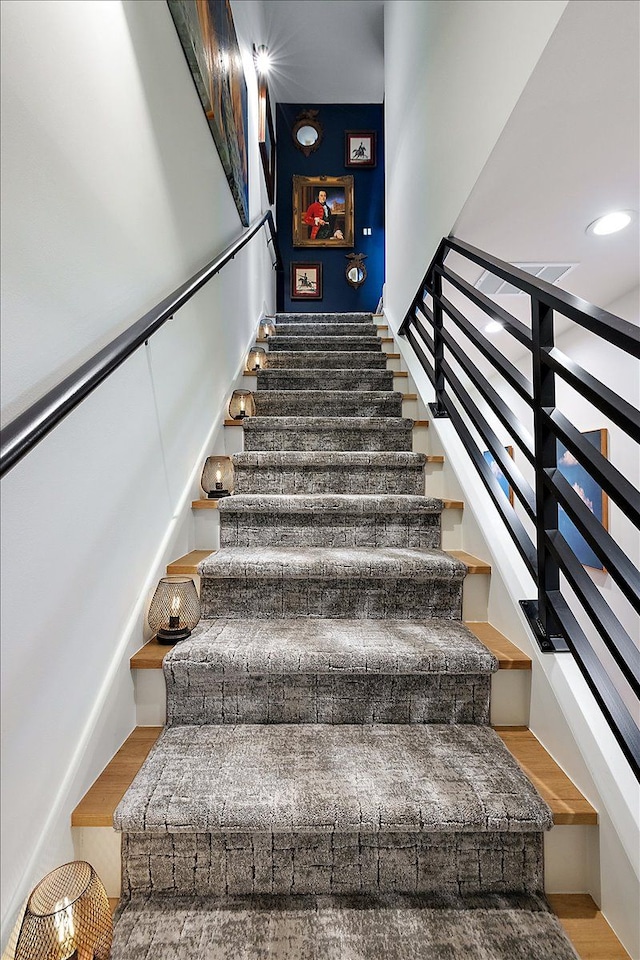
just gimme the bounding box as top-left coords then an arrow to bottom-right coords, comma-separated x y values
345,130 -> 376,168
290,262 -> 322,300
257,72 -> 275,204
292,175 -> 354,248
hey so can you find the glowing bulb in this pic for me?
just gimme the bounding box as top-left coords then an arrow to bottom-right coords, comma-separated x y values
53,897 -> 75,958
588,211 -> 632,236
216,469 -> 222,482
170,595 -> 181,617
240,396 -> 246,413
254,46 -> 271,74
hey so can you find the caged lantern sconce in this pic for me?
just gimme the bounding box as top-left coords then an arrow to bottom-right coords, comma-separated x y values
201,455 -> 233,498
259,318 -> 276,340
15,861 -> 112,960
148,575 -> 201,644
247,346 -> 267,371
229,389 -> 255,420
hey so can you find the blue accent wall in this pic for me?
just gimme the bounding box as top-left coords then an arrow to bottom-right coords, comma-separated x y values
276,103 -> 384,313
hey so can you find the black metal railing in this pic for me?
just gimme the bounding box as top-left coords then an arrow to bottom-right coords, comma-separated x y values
0,210 -> 282,478
399,236 -> 640,777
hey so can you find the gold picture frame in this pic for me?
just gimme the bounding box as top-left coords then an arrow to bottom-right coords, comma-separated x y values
292,175 -> 354,248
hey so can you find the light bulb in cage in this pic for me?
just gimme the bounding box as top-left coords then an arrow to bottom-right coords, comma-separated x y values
148,575 -> 201,644
15,861 -> 112,960
247,346 -> 267,371
229,389 -> 255,420
259,319 -> 276,340
201,455 -> 233,498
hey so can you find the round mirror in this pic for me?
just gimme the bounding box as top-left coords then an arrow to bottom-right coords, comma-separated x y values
296,125 -> 319,147
292,111 -> 323,157
345,253 -> 367,289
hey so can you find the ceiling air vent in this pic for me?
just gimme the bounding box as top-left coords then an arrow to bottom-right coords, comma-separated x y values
475,263 -> 576,296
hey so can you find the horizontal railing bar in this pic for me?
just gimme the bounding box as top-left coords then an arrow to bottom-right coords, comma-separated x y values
546,531 -> 640,696
1,211 -> 281,478
405,327 -> 436,386
436,292 -> 534,404
415,298 -> 434,326
544,409 -> 640,529
546,469 -> 640,614
547,591 -> 640,778
411,316 -> 435,357
444,399 -> 538,576
440,325 -> 535,462
441,358 -> 537,520
443,238 -> 640,357
436,263 -> 532,347
543,347 -> 640,443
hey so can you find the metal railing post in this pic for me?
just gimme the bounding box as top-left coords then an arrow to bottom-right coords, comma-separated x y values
522,296 -> 568,651
430,255 -> 448,418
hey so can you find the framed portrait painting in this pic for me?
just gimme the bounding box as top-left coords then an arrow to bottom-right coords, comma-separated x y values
292,175 -> 354,248
345,131 -> 376,168
557,429 -> 609,570
167,0 -> 249,225
291,263 -> 322,300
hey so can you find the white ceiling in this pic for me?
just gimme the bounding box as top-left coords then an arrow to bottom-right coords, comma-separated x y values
453,0 -> 639,317
261,0 -> 384,104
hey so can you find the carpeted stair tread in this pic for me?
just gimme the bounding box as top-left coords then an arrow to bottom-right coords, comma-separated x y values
253,390 -> 403,417
232,451 -> 426,467
218,495 -> 443,515
262,351 -> 388,369
256,369 -> 395,390
242,416 -> 414,430
164,619 -> 499,676
275,312 -> 373,323
111,892 -> 579,960
275,321 -> 376,336
241,418 -> 414,452
113,723 -> 553,834
269,336 -> 382,351
198,546 -> 465,580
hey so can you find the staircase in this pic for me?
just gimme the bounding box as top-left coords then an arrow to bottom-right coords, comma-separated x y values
108,312 -> 580,957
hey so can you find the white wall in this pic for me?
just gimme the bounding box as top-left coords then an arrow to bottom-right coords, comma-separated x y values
383,0 -> 567,330
0,0 -> 274,945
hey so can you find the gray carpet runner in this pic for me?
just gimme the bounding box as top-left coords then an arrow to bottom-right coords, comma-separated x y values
112,311 -> 575,958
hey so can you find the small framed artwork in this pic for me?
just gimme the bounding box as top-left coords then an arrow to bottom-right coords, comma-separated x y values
293,175 -> 354,247
483,446 -> 515,505
291,262 -> 322,300
557,429 -> 609,570
345,130 -> 376,167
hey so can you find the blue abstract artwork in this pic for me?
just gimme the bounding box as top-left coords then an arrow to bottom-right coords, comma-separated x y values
557,429 -> 608,570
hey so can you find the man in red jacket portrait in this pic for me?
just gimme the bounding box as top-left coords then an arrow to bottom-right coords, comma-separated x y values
303,189 -> 332,240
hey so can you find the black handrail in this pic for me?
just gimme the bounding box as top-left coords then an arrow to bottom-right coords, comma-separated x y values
399,235 -> 640,777
0,210 -> 281,478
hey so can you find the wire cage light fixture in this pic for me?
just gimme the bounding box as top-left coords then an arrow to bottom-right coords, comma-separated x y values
15,861 -> 112,960
148,575 -> 201,644
229,389 -> 255,420
246,346 -> 267,371
201,455 -> 233,498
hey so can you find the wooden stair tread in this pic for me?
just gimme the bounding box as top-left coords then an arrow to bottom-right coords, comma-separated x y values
495,726 -> 597,825
441,498 -> 463,509
394,371 -> 408,378
426,455 -> 445,463
71,727 -> 163,826
131,638 -> 167,669
167,550 -> 213,574
446,550 -> 491,574
72,725 -> 596,829
386,352 -> 401,359
547,895 -> 630,959
192,496 -> 459,511
465,622 -> 531,670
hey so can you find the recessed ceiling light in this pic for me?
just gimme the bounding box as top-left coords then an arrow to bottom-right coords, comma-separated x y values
485,321 -> 503,334
587,211 -> 633,236
254,45 -> 271,74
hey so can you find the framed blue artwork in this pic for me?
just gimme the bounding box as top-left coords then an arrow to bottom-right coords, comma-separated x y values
168,0 -> 249,225
557,429 -> 608,570
483,446 -> 514,505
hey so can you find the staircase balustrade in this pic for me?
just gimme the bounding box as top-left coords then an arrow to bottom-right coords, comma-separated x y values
398,236 -> 640,776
